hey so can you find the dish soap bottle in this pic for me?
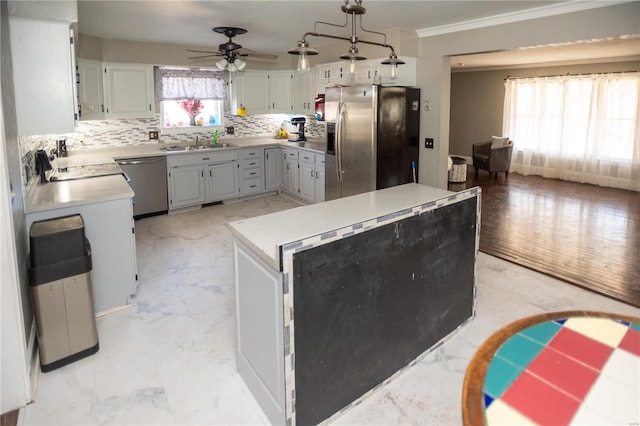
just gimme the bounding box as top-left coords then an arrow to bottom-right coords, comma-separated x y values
211,129 -> 220,145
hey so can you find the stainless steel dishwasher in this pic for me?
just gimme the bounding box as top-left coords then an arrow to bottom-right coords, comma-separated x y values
116,156 -> 168,218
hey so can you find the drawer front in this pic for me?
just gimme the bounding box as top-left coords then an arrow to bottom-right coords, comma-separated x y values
285,148 -> 299,160
299,152 -> 314,164
242,168 -> 262,179
242,177 -> 263,194
242,158 -> 262,169
315,154 -> 325,168
167,151 -> 238,167
241,148 -> 263,160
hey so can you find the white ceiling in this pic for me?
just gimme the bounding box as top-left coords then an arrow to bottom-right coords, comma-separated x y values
77,0 -> 640,69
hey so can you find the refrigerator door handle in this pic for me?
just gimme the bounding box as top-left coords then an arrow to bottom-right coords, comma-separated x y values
336,100 -> 345,182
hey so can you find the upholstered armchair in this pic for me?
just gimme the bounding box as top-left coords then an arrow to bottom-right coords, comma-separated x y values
472,139 -> 514,179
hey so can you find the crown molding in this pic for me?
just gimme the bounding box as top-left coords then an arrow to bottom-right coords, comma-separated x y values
417,1 -> 633,38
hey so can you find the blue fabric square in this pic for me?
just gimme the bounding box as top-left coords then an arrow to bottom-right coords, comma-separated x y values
520,321 -> 561,346
495,334 -> 544,369
484,355 -> 523,399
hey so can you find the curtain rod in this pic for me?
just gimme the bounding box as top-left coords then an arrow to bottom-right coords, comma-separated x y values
504,70 -> 639,81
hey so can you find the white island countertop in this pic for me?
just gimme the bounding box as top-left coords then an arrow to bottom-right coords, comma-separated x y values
227,183 -> 454,270
24,174 -> 134,214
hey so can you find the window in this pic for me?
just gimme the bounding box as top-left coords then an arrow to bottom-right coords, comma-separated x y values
504,72 -> 640,191
161,98 -> 223,130
154,67 -> 226,132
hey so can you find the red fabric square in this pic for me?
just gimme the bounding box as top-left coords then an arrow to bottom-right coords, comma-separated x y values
527,347 -> 599,400
548,327 -> 613,370
501,370 -> 580,424
618,327 -> 640,357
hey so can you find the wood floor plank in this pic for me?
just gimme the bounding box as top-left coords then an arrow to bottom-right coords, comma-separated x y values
449,171 -> 640,307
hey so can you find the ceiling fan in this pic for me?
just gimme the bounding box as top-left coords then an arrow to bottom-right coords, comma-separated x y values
187,26 -> 277,71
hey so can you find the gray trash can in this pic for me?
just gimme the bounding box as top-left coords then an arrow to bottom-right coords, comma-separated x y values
28,214 -> 99,372
448,156 -> 467,183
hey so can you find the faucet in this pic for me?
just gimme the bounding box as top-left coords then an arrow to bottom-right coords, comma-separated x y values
195,136 -> 200,146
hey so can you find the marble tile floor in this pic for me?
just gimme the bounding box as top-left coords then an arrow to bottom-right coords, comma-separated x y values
20,194 -> 640,426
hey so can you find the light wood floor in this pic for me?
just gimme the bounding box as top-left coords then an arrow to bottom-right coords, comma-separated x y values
449,170 -> 640,308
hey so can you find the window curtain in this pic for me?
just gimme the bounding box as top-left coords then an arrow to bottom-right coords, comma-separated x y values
503,72 -> 640,191
154,67 -> 227,100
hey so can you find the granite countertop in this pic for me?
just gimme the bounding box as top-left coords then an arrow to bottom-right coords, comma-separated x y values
227,183 -> 454,270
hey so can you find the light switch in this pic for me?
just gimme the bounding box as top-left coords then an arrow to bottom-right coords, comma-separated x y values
424,101 -> 430,112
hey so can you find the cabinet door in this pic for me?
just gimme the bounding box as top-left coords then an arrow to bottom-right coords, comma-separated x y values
237,72 -> 270,114
10,17 -> 76,135
285,159 -> 299,194
294,71 -> 317,114
265,148 -> 282,190
269,72 -> 293,113
207,162 -> 239,202
315,169 -> 325,203
77,59 -> 105,120
104,64 -> 155,118
168,165 -> 205,209
299,161 -> 316,203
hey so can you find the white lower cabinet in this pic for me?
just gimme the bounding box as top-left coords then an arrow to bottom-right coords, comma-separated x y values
168,164 -> 206,209
167,151 -> 239,210
167,147 -> 324,208
207,162 -> 240,201
299,155 -> 316,203
264,148 -> 282,191
240,148 -> 265,196
25,197 -> 137,314
283,149 -> 299,196
298,151 -> 325,203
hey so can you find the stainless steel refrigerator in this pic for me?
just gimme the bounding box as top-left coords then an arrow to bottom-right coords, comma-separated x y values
325,85 -> 420,200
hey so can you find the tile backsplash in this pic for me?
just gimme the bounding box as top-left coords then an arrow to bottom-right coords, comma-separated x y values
19,113 -> 326,190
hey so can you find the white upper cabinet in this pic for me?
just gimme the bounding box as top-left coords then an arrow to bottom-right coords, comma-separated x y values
293,70 -> 317,115
10,17 -> 77,135
103,63 -> 155,118
268,71 -> 294,114
234,71 -> 293,114
76,59 -> 104,120
235,71 -> 270,114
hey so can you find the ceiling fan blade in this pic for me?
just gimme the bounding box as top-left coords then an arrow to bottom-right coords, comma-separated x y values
188,54 -> 222,60
248,53 -> 279,61
186,49 -> 220,54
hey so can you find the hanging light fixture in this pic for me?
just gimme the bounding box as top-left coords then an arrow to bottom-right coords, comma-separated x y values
288,0 -> 404,79
215,52 -> 246,72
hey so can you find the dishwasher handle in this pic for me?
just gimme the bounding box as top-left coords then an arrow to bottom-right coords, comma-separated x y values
117,157 -> 164,166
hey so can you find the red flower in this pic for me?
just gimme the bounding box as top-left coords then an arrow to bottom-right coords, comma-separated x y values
178,99 -> 204,118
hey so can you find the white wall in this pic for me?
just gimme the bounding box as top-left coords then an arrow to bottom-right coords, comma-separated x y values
416,2 -> 640,188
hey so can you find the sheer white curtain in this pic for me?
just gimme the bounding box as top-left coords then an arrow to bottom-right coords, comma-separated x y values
504,72 -> 640,191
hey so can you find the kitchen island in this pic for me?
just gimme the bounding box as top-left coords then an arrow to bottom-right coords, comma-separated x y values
227,183 -> 481,425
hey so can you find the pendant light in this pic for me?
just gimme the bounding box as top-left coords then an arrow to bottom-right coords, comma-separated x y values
288,0 -> 405,78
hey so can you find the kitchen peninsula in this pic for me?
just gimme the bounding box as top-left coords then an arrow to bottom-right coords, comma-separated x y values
228,183 -> 481,425
24,168 -> 137,315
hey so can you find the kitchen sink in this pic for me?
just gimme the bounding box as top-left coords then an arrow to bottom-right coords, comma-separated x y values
161,143 -> 237,152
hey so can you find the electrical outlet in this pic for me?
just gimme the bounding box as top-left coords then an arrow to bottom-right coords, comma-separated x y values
148,131 -> 159,139
226,126 -> 235,135
425,138 -> 434,149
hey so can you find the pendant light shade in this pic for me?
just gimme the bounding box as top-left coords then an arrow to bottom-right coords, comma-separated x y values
288,1 -> 405,76
288,40 -> 319,73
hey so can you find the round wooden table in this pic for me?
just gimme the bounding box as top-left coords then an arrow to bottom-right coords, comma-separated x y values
462,311 -> 640,425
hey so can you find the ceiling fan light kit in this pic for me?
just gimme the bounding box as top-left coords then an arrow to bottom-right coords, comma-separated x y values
186,26 -> 275,71
288,0 -> 403,78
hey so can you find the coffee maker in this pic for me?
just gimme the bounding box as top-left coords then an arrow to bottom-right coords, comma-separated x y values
288,117 -> 307,142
